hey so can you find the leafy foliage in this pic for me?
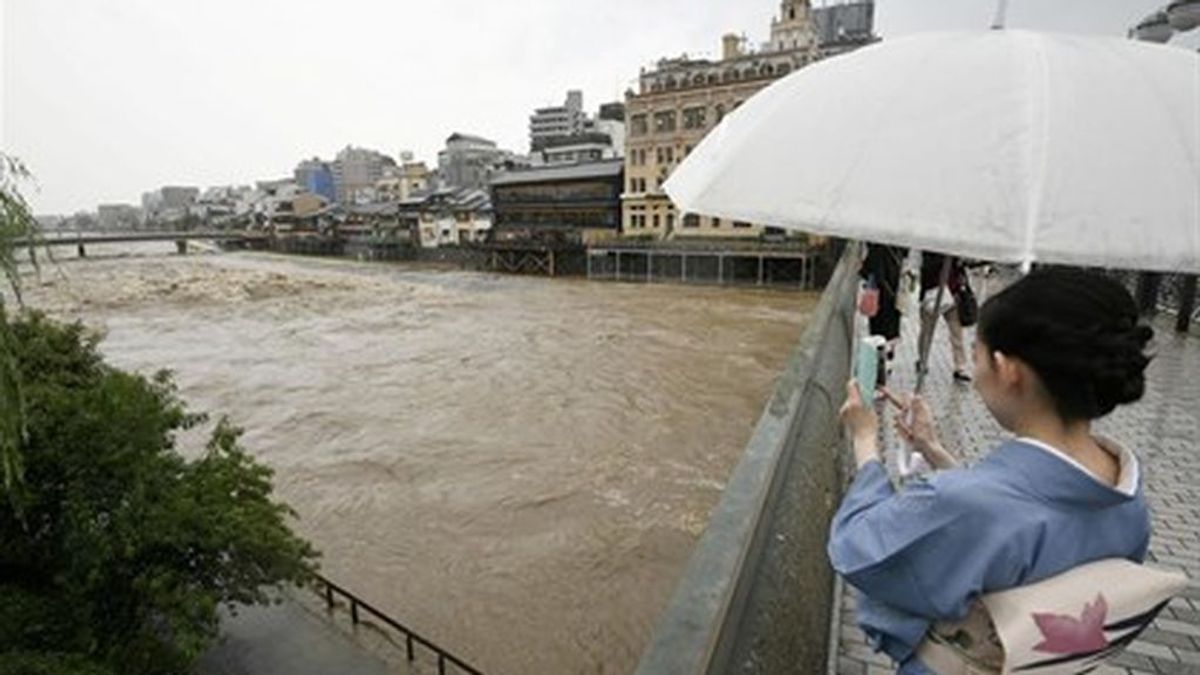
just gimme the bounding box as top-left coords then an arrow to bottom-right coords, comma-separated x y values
0,312 -> 319,674
0,153 -> 39,492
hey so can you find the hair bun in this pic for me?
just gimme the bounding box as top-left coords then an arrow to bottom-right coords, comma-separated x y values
1091,323 -> 1154,412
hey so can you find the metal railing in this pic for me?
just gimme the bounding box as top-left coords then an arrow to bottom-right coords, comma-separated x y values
311,573 -> 483,675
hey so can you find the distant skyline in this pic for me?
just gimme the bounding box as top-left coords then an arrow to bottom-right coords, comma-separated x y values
3,0 -> 1194,215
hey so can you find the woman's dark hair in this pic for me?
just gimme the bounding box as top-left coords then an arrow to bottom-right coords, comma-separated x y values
977,267 -> 1154,421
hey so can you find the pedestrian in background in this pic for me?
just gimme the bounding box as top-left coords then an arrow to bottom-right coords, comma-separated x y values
917,252 -> 970,382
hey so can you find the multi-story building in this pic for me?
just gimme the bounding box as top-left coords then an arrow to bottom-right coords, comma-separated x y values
529,93 -> 627,165
375,160 -> 433,202
622,0 -> 874,240
490,159 -> 624,244
529,90 -> 587,151
332,146 -> 394,204
406,188 -> 492,248
96,204 -> 142,231
294,158 -> 337,203
437,133 -> 519,191
141,186 -> 200,225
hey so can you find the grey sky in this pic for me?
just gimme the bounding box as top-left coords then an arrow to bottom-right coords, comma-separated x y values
2,0 -> 1193,215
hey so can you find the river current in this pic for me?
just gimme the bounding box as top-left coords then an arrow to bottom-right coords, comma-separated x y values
20,246 -> 815,674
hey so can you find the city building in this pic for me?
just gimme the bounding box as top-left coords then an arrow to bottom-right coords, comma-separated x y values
622,0 -> 875,240
594,102 -> 627,158
437,133 -> 520,191
375,159 -> 433,202
490,158 -> 624,244
407,188 -> 492,248
96,204 -> 142,231
141,186 -> 200,225
538,132 -> 616,166
332,145 -> 394,204
194,185 -> 257,227
529,92 -> 626,164
294,158 -> 337,203
529,90 -> 587,151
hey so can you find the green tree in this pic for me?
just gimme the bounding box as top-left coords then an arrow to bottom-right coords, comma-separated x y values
0,313 -> 319,673
0,153 -> 38,492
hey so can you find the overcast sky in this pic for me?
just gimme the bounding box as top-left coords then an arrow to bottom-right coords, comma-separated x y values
2,0 -> 1194,215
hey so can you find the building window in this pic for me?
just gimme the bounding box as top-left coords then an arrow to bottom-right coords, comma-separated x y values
653,111 -> 676,133
685,145 -> 693,156
712,217 -> 721,228
630,114 -> 648,136
666,213 -> 675,229
652,214 -> 660,228
715,104 -> 726,123
656,147 -> 664,165
682,106 -> 707,130
683,213 -> 700,228
734,221 -> 752,228
664,147 -> 674,163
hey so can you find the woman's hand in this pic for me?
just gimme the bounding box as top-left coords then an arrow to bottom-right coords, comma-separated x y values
840,380 -> 880,468
892,394 -> 959,470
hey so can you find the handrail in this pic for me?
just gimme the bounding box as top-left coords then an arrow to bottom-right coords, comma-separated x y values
633,240 -> 859,674
310,573 -> 484,675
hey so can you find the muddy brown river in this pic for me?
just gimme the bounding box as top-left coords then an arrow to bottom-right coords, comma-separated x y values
20,246 -> 815,674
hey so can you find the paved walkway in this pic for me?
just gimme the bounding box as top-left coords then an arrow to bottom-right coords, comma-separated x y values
833,276 -> 1200,675
196,594 -> 396,675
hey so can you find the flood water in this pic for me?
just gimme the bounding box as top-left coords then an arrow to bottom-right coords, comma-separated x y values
20,245 -> 816,674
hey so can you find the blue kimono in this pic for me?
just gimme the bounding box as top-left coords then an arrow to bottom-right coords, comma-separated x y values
828,439 -> 1150,674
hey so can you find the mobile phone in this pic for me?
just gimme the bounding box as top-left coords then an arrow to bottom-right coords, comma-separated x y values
854,338 -> 881,402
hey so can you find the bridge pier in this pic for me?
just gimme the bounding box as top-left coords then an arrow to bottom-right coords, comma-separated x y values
175,240 -> 188,255
77,243 -> 86,258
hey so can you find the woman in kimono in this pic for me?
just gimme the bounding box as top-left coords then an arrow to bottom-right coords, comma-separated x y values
829,267 -> 1154,674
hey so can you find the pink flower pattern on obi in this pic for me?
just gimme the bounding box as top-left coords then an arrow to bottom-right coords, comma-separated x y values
1032,594 -> 1110,654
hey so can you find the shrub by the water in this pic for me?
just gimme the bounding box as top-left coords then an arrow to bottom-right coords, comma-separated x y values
0,312 -> 318,674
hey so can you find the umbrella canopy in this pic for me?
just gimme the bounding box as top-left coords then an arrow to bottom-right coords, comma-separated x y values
665,31 -> 1200,274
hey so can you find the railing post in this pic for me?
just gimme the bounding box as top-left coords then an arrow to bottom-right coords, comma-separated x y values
438,654 -> 447,675
1136,272 -> 1162,316
407,634 -> 415,661
1177,274 -> 1197,334
350,598 -> 359,625
324,583 -> 334,609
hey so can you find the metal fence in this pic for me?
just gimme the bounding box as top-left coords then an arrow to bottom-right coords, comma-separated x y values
311,574 -> 483,675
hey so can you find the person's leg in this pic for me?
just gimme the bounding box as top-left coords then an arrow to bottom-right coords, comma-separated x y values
944,307 -> 967,377
917,300 -> 936,372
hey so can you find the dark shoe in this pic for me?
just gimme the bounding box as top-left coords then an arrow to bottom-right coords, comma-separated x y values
953,370 -> 972,383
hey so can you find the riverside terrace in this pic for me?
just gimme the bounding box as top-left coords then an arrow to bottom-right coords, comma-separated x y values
634,249 -> 1200,675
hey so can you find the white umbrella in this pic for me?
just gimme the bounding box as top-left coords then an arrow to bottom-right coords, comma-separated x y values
665,30 -> 1200,275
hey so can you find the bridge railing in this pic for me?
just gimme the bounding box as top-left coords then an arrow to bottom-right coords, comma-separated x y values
634,241 -> 859,675
311,573 -> 484,675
